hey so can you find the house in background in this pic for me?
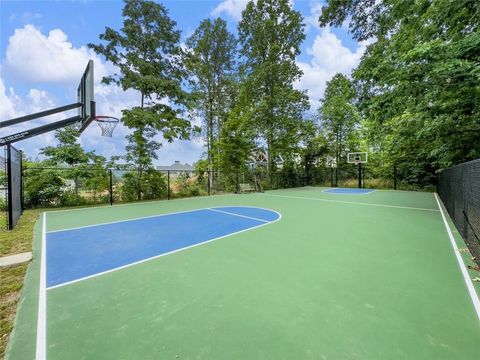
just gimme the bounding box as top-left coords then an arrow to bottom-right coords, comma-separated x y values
156,161 -> 195,177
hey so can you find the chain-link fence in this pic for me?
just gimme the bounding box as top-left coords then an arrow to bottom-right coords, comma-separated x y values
21,163 -> 406,212
302,163 -> 414,190
22,167 -> 234,209
438,159 -> 480,267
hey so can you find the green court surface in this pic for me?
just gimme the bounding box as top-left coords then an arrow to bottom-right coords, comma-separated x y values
7,187 -> 480,359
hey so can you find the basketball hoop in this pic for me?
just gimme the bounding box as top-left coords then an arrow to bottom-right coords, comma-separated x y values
94,116 -> 119,137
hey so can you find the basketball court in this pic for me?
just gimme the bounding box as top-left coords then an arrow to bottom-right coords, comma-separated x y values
6,187 -> 480,359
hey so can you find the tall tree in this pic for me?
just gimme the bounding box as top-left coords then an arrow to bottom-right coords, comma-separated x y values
40,128 -> 108,197
319,0 -> 480,184
318,73 -> 360,166
238,0 -> 309,178
41,128 -> 91,166
185,17 -> 237,180
89,0 -> 191,199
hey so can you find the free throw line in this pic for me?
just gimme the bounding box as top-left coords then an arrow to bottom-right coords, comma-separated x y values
207,208 -> 269,223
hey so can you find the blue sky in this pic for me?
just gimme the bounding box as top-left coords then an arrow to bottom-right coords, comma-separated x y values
0,0 -> 366,166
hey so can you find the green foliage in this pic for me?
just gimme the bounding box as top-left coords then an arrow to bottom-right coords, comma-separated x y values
172,172 -> 207,198
23,167 -> 65,207
41,127 -> 91,166
89,0 -> 192,197
319,0 -> 480,185
318,73 -> 360,163
218,105 -> 257,175
237,0 -> 310,172
186,18 -> 237,174
120,169 -> 167,201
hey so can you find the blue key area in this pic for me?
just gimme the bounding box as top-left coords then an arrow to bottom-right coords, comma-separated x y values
324,188 -> 376,195
46,207 -> 280,288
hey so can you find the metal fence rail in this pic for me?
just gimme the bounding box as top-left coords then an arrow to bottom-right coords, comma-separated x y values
438,159 -> 480,267
1,162 -> 408,230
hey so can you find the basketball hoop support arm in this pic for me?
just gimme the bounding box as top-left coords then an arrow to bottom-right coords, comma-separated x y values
0,102 -> 82,128
0,115 -> 83,146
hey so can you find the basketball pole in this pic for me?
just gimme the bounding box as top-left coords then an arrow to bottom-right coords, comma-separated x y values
358,162 -> 362,188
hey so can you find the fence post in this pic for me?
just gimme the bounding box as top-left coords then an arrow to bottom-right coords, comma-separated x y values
393,166 -> 397,190
167,171 -> 170,200
109,169 -> 113,205
236,172 -> 239,193
207,171 -> 211,196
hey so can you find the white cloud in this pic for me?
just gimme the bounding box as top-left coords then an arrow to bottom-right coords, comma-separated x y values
0,80 -> 60,153
295,28 -> 369,109
5,25 -> 108,84
211,0 -> 250,21
305,0 -> 323,32
0,78 -> 17,120
21,12 -> 42,23
2,24 -> 204,164
210,0 -> 294,21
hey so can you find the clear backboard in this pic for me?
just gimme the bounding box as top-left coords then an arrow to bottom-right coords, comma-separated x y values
77,60 -> 95,132
347,152 -> 368,164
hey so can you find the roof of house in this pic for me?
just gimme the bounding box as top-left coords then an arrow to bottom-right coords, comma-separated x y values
156,161 -> 195,172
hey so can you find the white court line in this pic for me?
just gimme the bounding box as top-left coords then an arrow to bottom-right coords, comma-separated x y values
47,209 -> 282,290
261,193 -> 439,212
35,213 -> 47,360
434,193 -> 480,321
208,208 -> 269,223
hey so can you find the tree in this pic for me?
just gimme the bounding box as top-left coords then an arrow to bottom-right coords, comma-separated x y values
89,0 -> 192,200
318,73 -> 360,167
185,18 -> 237,184
41,127 -> 91,166
319,0 -> 480,185
41,127 -> 96,196
238,0 -> 309,179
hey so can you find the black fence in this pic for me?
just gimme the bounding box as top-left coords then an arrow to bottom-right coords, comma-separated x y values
23,168 -> 226,208
0,162 -> 410,229
1,145 -> 23,230
438,159 -> 480,267
20,163 -> 404,209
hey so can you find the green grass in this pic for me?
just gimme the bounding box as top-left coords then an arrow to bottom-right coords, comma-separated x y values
0,210 -> 42,257
0,263 -> 28,359
6,188 -> 480,359
0,209 -> 41,359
